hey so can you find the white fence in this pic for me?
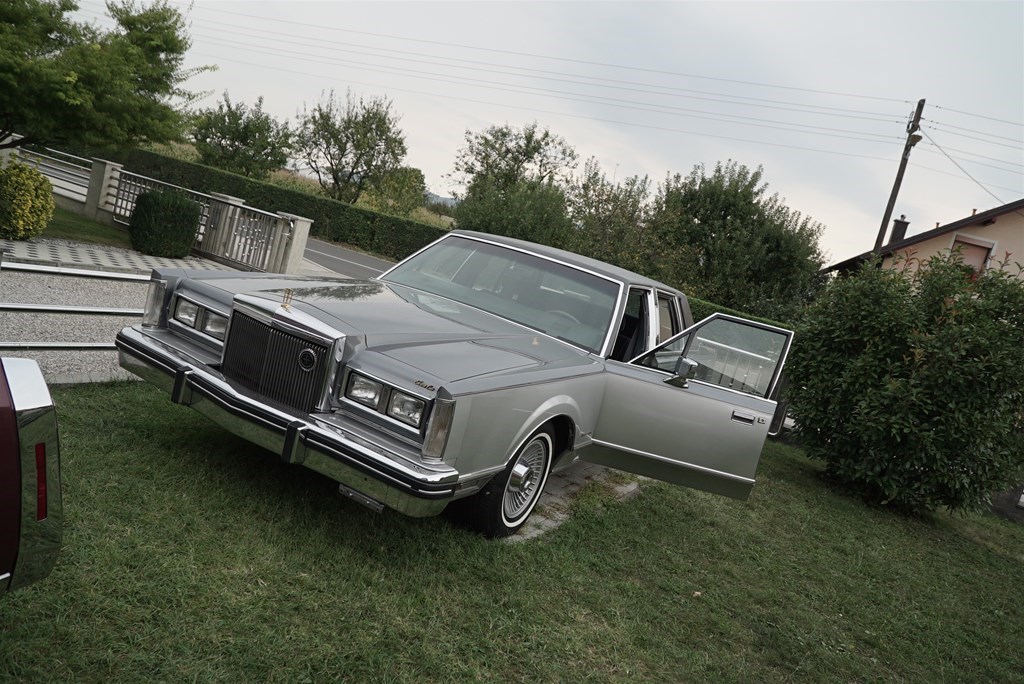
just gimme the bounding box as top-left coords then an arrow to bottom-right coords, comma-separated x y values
1,137 -> 312,274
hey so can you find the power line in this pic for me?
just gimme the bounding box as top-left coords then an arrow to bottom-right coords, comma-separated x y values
186,31 -> 906,146
928,103 -> 1024,128
909,163 -> 1022,194
164,0 -> 913,105
190,50 -> 902,164
919,129 -> 1007,204
171,13 -> 904,121
921,118 -> 1024,145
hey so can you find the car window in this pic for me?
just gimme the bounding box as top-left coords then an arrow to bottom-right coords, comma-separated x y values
382,236 -> 620,354
609,288 -> 650,361
635,316 -> 789,398
656,293 -> 680,343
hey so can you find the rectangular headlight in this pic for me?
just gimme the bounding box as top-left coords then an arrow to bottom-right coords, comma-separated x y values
174,298 -> 199,327
346,374 -> 383,409
200,311 -> 228,340
388,391 -> 425,427
142,280 -> 167,327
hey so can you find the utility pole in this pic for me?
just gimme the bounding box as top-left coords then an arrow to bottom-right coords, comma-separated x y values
874,98 -> 926,253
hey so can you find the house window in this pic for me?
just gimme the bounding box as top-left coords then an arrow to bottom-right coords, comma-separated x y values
952,238 -> 991,273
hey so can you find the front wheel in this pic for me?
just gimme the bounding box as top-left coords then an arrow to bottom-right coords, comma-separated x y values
456,425 -> 554,538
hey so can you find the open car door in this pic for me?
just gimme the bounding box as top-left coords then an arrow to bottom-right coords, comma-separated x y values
584,314 -> 793,500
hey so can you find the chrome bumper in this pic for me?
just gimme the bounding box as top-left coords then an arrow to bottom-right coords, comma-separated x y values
115,327 -> 458,518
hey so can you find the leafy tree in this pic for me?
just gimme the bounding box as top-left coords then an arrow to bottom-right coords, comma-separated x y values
454,176 -> 572,248
787,252 -> 1024,513
566,157 -> 653,274
0,0 -> 207,151
191,93 -> 291,179
648,161 -> 825,320
451,122 -> 577,191
294,89 -> 406,204
357,166 -> 426,217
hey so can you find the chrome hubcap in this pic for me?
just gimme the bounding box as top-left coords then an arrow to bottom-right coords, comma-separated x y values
503,437 -> 549,522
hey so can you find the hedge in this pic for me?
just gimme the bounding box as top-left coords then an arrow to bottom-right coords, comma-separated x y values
107,150 -> 446,262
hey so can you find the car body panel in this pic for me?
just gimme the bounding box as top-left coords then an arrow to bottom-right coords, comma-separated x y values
116,230 -> 791,529
0,358 -> 63,597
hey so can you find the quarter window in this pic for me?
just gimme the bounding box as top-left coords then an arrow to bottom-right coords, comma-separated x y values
656,293 -> 680,343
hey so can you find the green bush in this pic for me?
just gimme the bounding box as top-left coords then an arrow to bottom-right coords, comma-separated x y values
0,161 -> 55,240
129,190 -> 201,258
97,149 -> 446,261
787,253 -> 1024,513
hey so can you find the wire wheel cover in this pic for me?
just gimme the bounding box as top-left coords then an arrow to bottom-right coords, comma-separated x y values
503,436 -> 550,522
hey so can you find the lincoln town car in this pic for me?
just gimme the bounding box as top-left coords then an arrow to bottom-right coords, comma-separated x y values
1,357 -> 62,595
116,231 -> 792,537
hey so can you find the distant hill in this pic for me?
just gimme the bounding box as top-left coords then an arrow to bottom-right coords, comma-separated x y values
426,191 -> 456,207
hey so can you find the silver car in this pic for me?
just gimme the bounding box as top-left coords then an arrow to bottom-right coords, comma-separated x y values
116,231 -> 792,537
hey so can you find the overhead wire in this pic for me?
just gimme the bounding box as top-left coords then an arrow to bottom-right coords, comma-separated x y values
921,119 -> 1024,145
919,129 -> 1008,204
185,31 -> 906,146
169,1 -> 914,104
928,103 -> 1024,128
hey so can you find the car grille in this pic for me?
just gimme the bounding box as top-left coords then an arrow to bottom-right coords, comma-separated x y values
221,311 -> 331,414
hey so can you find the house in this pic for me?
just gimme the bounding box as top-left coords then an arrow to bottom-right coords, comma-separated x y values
825,198 -> 1024,277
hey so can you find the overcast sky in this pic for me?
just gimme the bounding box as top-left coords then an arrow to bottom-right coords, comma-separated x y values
75,0 -> 1024,264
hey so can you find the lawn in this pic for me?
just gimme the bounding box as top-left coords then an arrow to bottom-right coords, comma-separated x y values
42,208 -> 132,249
1,381 -> 1021,682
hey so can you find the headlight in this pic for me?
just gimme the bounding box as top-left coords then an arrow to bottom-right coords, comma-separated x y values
142,280 -> 167,327
346,374 -> 383,409
174,298 -> 199,327
388,391 -> 425,427
201,311 -> 228,340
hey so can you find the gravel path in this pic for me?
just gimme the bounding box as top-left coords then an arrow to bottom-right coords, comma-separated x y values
0,270 -> 149,383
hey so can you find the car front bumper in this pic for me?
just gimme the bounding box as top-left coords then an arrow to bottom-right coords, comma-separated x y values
116,326 -> 459,518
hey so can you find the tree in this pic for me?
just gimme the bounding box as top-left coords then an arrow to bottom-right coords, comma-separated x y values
450,122 -> 577,192
357,166 -> 426,217
454,176 -> 572,248
0,0 -> 206,151
787,253 -> 1024,513
565,157 -> 653,274
294,90 -> 407,204
190,93 -> 291,179
648,161 -> 825,320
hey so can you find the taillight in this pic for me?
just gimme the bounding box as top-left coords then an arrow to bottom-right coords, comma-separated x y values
35,442 -> 47,521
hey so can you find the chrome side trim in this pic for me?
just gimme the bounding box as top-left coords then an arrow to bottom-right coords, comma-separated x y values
590,438 -> 756,486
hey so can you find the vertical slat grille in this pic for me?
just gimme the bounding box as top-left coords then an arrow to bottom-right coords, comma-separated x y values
221,311 -> 330,413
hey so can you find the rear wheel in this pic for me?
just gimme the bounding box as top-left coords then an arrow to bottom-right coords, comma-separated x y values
457,425 -> 554,538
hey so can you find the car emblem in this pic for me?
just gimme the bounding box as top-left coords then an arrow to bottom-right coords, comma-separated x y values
298,348 -> 318,372
282,287 -> 294,310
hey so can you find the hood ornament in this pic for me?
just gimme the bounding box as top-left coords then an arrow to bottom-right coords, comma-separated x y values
281,287 -> 294,311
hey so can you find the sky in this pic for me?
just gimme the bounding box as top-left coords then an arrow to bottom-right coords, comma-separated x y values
74,0 -> 1024,265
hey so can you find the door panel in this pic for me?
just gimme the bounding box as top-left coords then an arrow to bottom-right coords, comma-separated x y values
586,314 -> 792,500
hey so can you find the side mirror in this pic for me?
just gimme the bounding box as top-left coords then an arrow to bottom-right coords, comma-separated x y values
665,357 -> 698,388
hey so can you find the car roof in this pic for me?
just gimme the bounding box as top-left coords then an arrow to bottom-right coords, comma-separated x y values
450,230 -> 686,298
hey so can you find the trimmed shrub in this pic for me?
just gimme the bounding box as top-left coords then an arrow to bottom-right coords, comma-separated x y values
787,253 -> 1024,513
129,190 -> 201,258
0,161 -> 55,240
96,149 -> 446,261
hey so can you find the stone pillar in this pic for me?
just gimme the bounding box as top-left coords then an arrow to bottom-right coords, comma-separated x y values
276,212 -> 313,274
0,135 -> 22,166
85,159 -> 123,223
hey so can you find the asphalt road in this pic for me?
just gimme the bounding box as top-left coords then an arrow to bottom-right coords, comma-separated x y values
302,238 -> 395,279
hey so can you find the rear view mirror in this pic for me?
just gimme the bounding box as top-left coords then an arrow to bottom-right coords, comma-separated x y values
665,356 -> 698,388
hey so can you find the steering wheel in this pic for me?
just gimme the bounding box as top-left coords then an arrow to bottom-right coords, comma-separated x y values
547,309 -> 581,325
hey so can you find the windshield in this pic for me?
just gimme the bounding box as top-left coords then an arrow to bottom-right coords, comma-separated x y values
382,236 -> 621,353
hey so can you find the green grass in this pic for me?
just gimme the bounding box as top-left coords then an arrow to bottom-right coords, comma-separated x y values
2,382 -> 1022,682
42,208 -> 132,249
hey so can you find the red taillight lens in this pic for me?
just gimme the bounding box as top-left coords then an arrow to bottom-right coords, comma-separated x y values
35,442 -> 47,521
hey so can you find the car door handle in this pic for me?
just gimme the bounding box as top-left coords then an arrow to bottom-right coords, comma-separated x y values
731,411 -> 755,426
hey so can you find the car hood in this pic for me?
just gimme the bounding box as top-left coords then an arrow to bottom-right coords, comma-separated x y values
188,275 -> 590,382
